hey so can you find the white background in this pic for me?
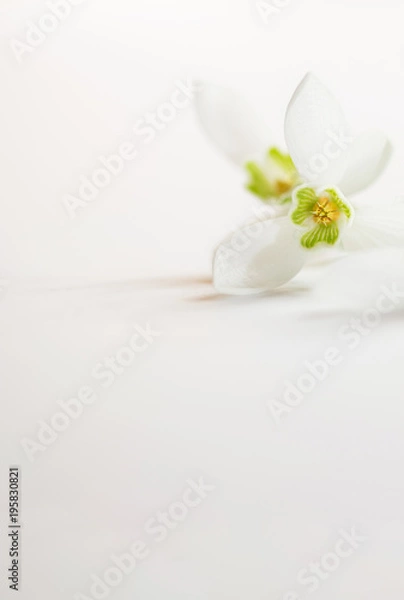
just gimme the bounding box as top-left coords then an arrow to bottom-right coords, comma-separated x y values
1,0 -> 404,599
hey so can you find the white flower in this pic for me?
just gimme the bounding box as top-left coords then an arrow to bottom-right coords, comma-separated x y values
196,74 -> 398,295
195,82 -> 300,208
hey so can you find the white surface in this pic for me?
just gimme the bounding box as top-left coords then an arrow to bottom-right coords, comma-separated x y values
2,253 -> 404,600
1,0 -> 404,599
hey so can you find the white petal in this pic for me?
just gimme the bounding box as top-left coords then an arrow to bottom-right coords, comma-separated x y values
213,217 -> 307,295
284,73 -> 353,187
195,82 -> 270,166
338,130 -> 392,196
342,199 -> 404,251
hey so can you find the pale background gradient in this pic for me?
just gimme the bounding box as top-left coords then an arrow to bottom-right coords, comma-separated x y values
1,1 -> 404,599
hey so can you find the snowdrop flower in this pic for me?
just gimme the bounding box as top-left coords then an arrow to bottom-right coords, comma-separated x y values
197,73 -> 397,295
195,82 -> 300,207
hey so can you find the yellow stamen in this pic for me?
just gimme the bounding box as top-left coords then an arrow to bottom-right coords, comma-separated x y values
274,180 -> 292,195
312,197 -> 340,225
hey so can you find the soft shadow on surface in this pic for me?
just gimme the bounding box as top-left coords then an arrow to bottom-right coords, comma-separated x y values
303,305 -> 404,322
380,307 -> 404,323
12,276 -> 213,294
187,283 -> 312,303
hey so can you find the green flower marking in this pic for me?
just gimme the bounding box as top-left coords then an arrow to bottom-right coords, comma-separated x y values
245,162 -> 275,199
291,186 -> 352,249
268,147 -> 296,175
245,147 -> 299,203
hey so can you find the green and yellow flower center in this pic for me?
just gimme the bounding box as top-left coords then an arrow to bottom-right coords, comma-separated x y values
312,197 -> 340,225
291,186 -> 352,249
274,179 -> 293,196
245,147 -> 300,203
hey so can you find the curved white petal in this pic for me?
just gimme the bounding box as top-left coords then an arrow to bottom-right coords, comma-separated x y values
213,217 -> 307,295
195,82 -> 270,166
342,199 -> 404,251
284,73 -> 353,187
338,130 -> 392,196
